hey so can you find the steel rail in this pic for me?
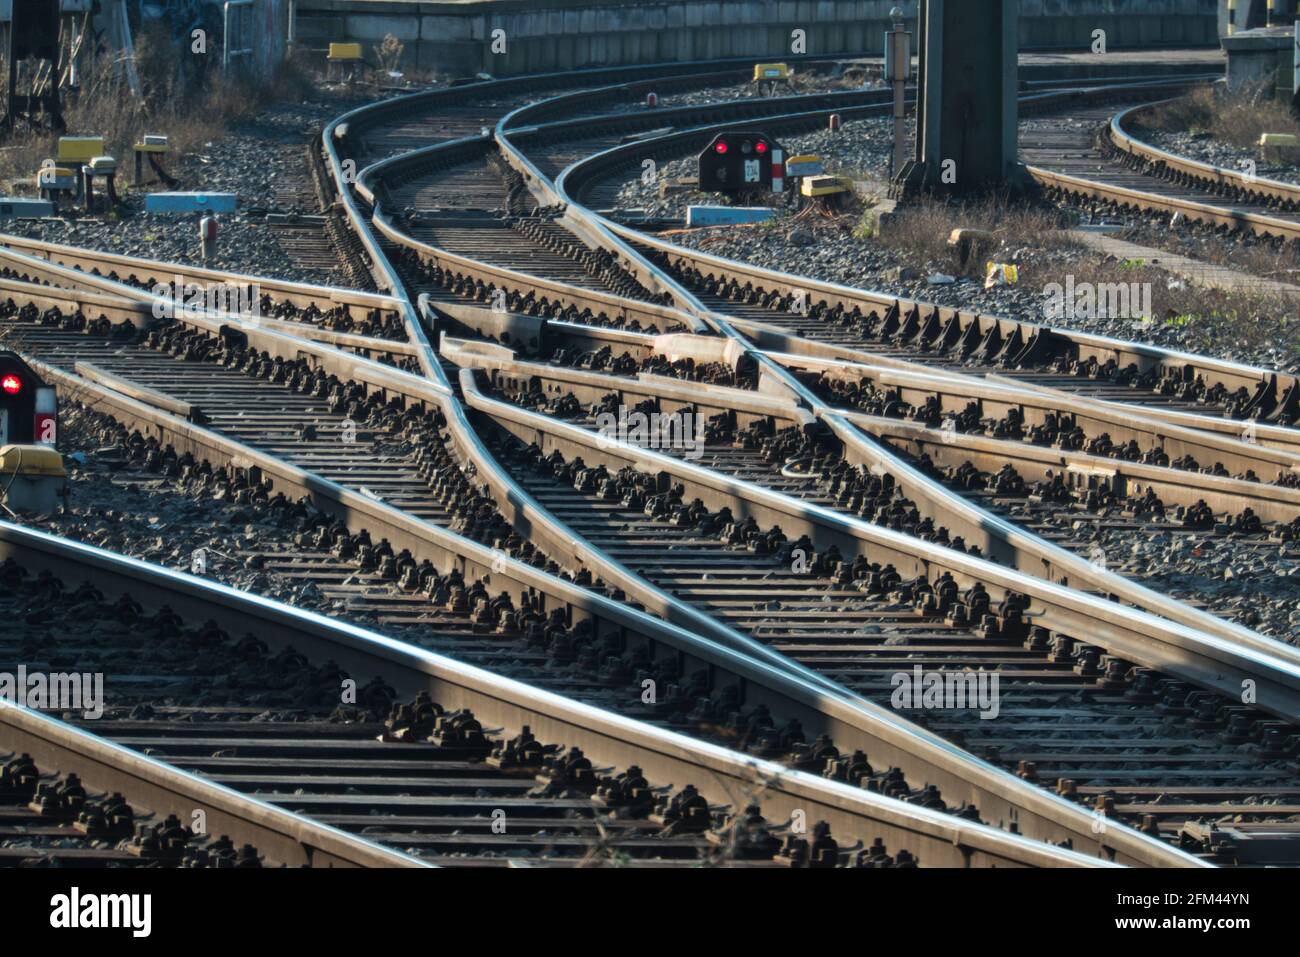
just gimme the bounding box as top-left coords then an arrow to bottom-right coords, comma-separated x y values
319,71 -> 775,668
271,59 -> 1289,863
364,193 -> 705,333
0,246 -> 413,359
1024,89 -> 1300,243
1028,163 -> 1300,242
345,69 -> 1273,684
353,69 -> 1300,686
0,154 -> 813,733
0,263 -> 834,693
363,69 -> 1300,773
842,408 -> 1300,526
0,274 -> 155,326
325,53 -> 929,356
438,334 -> 809,425
348,114 -> 705,330
0,246 -> 412,360
1110,99 -> 1300,207
534,80 -> 1297,488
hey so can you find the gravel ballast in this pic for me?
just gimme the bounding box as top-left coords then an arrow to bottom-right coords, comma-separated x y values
3,96 -> 371,286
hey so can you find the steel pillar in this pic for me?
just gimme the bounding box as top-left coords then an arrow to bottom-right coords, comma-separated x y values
3,0 -> 65,132
891,0 -> 1028,198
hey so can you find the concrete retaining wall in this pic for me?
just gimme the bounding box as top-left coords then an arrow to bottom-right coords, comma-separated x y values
294,0 -> 1220,77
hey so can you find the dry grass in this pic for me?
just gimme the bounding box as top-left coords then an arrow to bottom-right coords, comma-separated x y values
0,22 -> 313,194
1124,217 -> 1300,279
863,195 -> 1079,278
863,196 -> 1300,362
1036,256 -> 1300,362
1137,82 -> 1300,150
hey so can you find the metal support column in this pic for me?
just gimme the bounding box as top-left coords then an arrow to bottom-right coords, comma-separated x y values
223,0 -> 255,75
885,7 -> 912,179
890,0 -> 1028,199
3,0 -> 64,132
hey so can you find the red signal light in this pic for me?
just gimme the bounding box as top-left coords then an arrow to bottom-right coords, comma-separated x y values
755,141 -> 768,154
715,141 -> 728,154
1,374 -> 20,396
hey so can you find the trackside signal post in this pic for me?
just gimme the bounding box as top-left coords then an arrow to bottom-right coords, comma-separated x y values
885,7 -> 912,178
891,0 -> 1029,198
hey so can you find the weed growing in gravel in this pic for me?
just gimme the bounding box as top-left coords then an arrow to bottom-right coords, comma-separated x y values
0,21 -> 314,194
1137,81 -> 1300,151
1055,259 -> 1300,361
865,195 -> 1076,278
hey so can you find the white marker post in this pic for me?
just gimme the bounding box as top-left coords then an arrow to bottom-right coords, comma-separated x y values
200,215 -> 218,262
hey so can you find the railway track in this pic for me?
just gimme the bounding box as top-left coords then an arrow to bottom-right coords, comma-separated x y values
0,521 -> 1104,868
0,266 -> 1208,865
354,67 -> 1300,863
6,55 -> 1299,869
455,362 -> 1300,863
1028,97 -> 1300,245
